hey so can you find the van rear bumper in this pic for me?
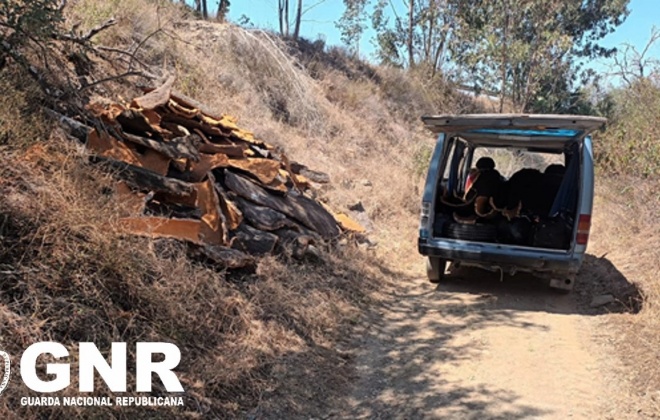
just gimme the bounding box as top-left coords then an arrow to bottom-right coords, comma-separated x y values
418,238 -> 582,274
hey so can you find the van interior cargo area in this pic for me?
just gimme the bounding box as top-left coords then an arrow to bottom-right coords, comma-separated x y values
432,137 -> 580,250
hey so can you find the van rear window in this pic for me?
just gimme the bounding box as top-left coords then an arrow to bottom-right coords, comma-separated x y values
473,148 -> 564,179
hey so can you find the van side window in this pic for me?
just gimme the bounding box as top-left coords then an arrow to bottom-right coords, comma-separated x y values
441,138 -> 456,184
442,137 -> 467,196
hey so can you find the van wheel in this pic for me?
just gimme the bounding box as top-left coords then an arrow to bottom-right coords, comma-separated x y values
427,257 -> 447,283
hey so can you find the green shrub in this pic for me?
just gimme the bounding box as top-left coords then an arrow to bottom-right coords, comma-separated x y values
595,77 -> 660,178
0,0 -> 63,49
412,142 -> 434,179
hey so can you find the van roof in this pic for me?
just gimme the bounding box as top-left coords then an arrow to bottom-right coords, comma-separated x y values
421,114 -> 606,135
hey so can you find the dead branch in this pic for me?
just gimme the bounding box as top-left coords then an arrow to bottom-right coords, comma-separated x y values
79,71 -> 153,91
44,108 -> 92,142
93,45 -> 154,73
609,27 -> 660,86
82,18 -> 117,41
56,18 -> 117,45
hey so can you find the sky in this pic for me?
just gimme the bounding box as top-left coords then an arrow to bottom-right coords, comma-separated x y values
226,0 -> 660,85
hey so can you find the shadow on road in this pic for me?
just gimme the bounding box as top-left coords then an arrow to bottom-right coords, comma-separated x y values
434,252 -> 642,315
341,280 -> 554,418
337,252 -> 641,419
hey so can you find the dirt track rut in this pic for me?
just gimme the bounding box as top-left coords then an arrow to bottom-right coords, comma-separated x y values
338,267 -> 626,419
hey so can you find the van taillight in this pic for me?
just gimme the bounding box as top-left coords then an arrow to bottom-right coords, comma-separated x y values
419,202 -> 431,238
576,214 -> 591,245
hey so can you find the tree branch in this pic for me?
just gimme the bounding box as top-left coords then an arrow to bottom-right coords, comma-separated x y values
78,71 -> 152,92
56,18 -> 118,44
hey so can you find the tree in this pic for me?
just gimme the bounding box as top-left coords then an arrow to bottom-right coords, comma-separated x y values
293,0 -> 302,39
217,0 -> 231,22
451,0 -> 630,112
278,0 -> 304,40
596,29 -> 660,177
190,0 -> 209,19
612,26 -> 660,87
336,0 -> 369,55
370,0 -> 403,66
407,0 -> 414,68
367,0 -> 457,75
202,0 -> 208,19
359,0 -> 628,110
416,0 -> 457,77
0,0 -> 64,69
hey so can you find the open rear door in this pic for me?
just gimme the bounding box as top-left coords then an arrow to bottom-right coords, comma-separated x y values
422,114 -> 606,135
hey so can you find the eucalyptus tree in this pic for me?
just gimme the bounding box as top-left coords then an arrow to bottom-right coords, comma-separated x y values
451,0 -> 630,111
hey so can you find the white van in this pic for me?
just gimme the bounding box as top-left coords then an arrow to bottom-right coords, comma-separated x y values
417,114 -> 606,291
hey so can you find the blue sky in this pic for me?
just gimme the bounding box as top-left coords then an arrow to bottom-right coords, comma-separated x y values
226,0 -> 659,83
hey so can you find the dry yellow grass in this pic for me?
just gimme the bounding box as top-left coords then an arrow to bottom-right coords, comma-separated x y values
12,0 -> 660,417
66,9 -> 467,273
589,176 -> 660,416
0,0 -> 449,416
66,0 -> 442,272
589,68 -> 660,416
0,121 -> 387,418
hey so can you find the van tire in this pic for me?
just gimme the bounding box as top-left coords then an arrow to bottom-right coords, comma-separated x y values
446,223 -> 498,242
427,257 -> 446,283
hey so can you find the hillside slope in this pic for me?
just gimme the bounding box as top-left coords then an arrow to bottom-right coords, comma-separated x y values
1,0 -> 659,418
0,1 -> 471,417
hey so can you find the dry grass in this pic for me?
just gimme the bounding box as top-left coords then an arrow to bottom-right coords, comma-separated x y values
0,0 -> 521,415
4,0 -> 660,417
0,51 -> 391,420
589,177 -> 660,416
68,7 -> 465,272
591,73 -> 660,416
0,0 -> 443,416
0,68 -> 49,150
0,125 -> 386,418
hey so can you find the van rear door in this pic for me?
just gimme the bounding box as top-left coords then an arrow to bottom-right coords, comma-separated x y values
422,114 -> 606,136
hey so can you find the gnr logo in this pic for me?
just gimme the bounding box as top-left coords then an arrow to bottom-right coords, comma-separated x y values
0,342 -> 183,394
0,350 -> 10,396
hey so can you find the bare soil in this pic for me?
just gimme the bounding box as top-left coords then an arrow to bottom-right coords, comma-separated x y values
333,258 -> 639,419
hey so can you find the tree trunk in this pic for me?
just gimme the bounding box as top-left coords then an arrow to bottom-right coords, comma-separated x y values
201,0 -> 208,19
278,0 -> 285,35
431,37 -> 445,78
407,0 -> 415,68
293,0 -> 303,40
499,2 -> 509,113
279,0 -> 290,36
520,43 -> 541,113
424,0 -> 436,63
217,0 -> 229,22
194,0 -> 201,13
285,0 -> 290,36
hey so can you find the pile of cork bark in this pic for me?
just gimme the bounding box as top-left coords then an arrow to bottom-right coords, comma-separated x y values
84,76 -> 365,268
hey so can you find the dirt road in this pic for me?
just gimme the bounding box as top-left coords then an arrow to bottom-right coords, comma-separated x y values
337,262 -> 634,419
